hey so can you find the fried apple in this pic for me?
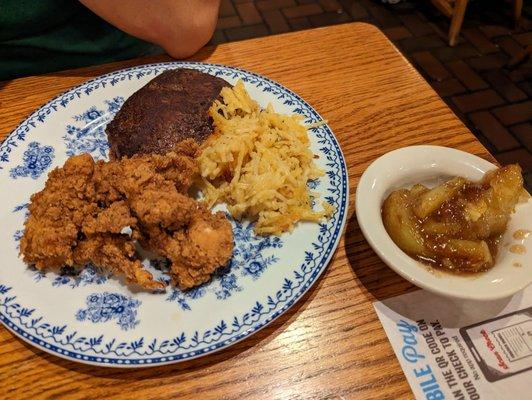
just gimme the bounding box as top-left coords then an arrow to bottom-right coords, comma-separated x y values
381,164 -> 525,274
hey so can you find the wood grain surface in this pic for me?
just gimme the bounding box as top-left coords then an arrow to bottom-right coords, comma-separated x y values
0,23 -> 495,400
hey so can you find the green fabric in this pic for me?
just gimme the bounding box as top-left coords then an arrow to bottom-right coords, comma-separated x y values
0,0 -> 162,81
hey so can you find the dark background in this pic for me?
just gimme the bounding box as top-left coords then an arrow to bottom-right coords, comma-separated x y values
211,0 -> 532,190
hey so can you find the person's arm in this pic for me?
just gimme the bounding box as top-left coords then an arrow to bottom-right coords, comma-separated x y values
79,0 -> 221,58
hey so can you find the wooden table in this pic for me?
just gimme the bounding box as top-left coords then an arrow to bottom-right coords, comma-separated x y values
0,23 -> 494,399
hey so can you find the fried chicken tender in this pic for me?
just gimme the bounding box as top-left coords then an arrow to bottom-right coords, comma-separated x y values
142,207 -> 234,289
20,139 -> 234,291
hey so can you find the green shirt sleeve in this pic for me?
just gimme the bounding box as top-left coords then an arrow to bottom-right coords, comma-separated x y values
0,0 -> 163,81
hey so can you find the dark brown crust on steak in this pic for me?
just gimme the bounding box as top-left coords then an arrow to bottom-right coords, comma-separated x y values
106,69 -> 230,158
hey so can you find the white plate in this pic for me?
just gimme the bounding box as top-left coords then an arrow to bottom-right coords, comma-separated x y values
356,145 -> 531,301
0,62 -> 348,367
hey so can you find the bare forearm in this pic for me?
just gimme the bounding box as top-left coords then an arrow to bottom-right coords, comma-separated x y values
80,0 -> 221,58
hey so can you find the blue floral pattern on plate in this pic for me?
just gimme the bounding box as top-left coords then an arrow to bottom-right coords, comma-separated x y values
0,62 -> 348,367
50,265 -> 109,287
76,292 -> 141,331
12,203 -> 28,250
9,142 -> 54,179
63,97 -> 124,160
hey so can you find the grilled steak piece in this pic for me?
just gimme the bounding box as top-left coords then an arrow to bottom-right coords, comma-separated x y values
106,68 -> 230,158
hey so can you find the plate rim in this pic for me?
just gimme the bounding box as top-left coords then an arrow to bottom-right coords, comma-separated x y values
0,61 -> 349,367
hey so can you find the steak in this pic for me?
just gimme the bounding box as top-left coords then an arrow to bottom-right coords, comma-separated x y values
106,68 -> 230,158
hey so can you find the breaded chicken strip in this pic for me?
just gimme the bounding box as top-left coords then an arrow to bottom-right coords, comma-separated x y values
142,206 -> 233,289
20,139 -> 234,291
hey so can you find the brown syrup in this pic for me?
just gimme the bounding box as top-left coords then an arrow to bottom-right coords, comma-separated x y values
513,229 -> 531,240
509,244 -> 526,255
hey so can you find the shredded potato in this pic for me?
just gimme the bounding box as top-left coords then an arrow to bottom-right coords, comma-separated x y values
198,80 -> 333,235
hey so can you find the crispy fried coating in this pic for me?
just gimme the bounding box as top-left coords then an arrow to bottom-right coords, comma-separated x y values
20,139 -> 234,291
142,207 -> 233,289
